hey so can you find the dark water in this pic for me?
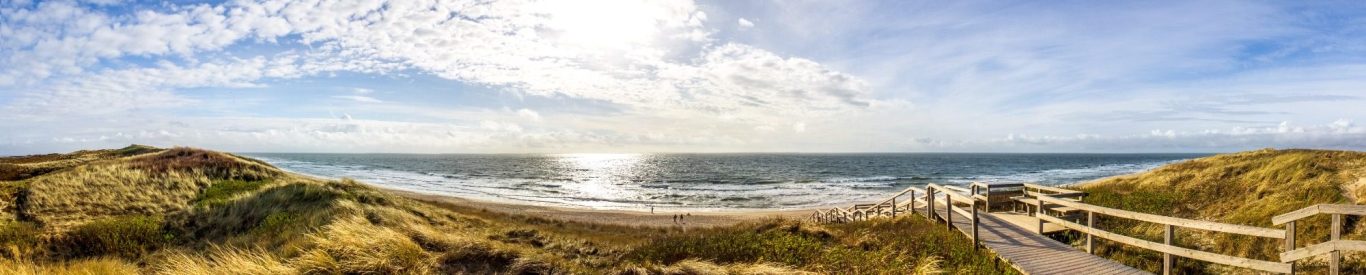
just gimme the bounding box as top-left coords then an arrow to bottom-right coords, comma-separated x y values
243,153 -> 1205,210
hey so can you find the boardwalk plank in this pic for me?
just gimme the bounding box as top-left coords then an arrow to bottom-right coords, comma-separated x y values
924,204 -> 1151,275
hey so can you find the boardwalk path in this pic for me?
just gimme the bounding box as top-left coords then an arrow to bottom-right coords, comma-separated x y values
927,202 -> 1150,274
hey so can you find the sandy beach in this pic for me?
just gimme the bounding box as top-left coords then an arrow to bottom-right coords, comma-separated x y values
385,188 -> 816,228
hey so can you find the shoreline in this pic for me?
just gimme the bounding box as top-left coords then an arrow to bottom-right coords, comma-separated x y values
381,187 -> 817,228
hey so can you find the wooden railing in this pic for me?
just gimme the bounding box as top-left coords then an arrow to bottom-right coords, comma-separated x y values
1035,195 -> 1291,274
810,183 -> 982,247
1273,204 -> 1366,275
926,183 -> 981,247
811,182 -> 1361,274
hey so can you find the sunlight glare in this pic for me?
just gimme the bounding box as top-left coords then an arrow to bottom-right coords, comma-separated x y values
541,0 -> 661,50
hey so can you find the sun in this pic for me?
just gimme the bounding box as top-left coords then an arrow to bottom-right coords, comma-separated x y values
540,0 -> 665,50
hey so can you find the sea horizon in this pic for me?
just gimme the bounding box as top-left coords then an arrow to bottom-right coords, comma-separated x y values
245,152 -> 1207,211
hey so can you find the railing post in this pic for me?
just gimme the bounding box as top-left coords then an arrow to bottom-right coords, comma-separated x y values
972,198 -> 980,250
891,197 -> 897,218
945,192 -> 953,230
984,184 -> 991,211
1086,210 -> 1094,254
1163,224 -> 1173,275
1331,213 -> 1341,275
1286,220 -> 1296,275
1035,197 -> 1044,234
927,187 -> 935,220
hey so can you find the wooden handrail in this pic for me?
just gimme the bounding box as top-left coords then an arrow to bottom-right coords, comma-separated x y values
1040,214 -> 1292,273
1023,183 -> 1084,195
971,182 -> 1025,189
1271,204 -> 1366,225
815,182 -> 1364,274
940,185 -> 971,193
1036,195 -> 1283,238
1280,240 -> 1366,262
1024,190 -> 1086,199
1268,204 -> 1366,274
927,184 -> 975,204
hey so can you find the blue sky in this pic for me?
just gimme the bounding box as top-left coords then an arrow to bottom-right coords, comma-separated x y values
1,0 -> 1364,154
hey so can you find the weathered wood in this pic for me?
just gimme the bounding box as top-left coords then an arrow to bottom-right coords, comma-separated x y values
1040,214 -> 1292,274
1024,191 -> 1086,199
972,199 -> 980,249
890,197 -> 897,218
1332,214 -> 1341,275
1163,224 -> 1173,275
1035,197 -> 1044,234
1286,221 -> 1295,274
1272,204 -> 1366,225
941,185 -> 971,193
944,205 -> 1149,274
1280,240 -> 1366,262
945,192 -> 953,231
972,182 -> 1025,189
926,188 -> 935,220
1087,211 -> 1094,254
1036,195 -> 1284,239
928,184 -> 975,204
982,183 -> 991,210
1024,183 -> 1085,195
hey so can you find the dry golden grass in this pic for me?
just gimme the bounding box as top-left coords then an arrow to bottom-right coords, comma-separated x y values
151,246 -> 294,275
0,258 -> 139,275
613,259 -> 817,275
1078,148 -> 1366,273
0,145 -> 1007,274
22,150 -> 279,230
296,216 -> 433,274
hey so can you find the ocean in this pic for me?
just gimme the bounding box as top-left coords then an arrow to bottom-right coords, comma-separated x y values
243,153 -> 1205,211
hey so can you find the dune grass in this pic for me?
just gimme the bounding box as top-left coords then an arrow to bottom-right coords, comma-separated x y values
1076,148 -> 1366,273
628,217 -> 1014,274
0,145 -> 1011,274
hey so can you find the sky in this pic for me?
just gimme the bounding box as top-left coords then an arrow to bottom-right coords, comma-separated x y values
1,0 -> 1364,154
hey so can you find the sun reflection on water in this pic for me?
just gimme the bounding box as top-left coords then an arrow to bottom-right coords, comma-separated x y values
555,153 -> 645,207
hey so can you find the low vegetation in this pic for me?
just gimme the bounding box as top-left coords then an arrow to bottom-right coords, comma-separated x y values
1076,149 -> 1366,274
0,145 -> 1006,274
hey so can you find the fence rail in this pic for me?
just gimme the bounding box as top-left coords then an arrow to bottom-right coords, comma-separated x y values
811,182 -> 1364,275
1272,204 -> 1366,275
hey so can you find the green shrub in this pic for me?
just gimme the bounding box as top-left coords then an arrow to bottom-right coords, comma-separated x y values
194,180 -> 269,208
56,215 -> 170,259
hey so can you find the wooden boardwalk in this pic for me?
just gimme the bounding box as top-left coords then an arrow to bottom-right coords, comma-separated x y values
929,202 -> 1149,275
817,183 -> 1366,274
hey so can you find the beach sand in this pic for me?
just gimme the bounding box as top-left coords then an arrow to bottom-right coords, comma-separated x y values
385,189 -> 815,228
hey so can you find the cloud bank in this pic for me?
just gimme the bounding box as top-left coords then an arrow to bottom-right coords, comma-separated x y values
1,0 -> 1364,154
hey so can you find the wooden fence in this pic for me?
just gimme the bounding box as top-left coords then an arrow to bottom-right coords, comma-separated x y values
1274,204 -> 1366,275
814,181 -> 1366,274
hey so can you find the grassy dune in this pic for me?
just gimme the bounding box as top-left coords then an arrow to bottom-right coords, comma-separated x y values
1077,149 -> 1366,274
0,146 -> 1005,274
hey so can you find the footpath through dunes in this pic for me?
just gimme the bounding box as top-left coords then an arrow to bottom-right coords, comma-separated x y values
815,183 -> 1149,274
0,145 -> 1015,274
817,148 -> 1366,274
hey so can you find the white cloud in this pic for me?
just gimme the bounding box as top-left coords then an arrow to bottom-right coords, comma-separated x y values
1,0 -> 874,137
737,18 -> 754,29
3,55 -> 307,119
0,1 -> 1364,153
332,95 -> 382,103
517,109 -> 542,122
971,120 -> 1366,152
